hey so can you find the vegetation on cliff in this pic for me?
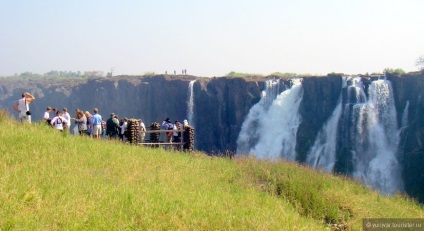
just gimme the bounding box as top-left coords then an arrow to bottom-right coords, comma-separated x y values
0,110 -> 423,230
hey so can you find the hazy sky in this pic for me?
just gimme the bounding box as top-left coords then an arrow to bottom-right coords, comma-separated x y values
1,0 -> 423,77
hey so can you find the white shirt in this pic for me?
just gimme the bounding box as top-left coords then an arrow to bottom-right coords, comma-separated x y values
43,111 -> 50,120
63,112 -> 71,123
18,98 -> 28,115
50,116 -> 69,130
139,122 -> 146,131
120,121 -> 127,135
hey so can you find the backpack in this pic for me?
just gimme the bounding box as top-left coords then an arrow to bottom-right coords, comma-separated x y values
167,123 -> 173,137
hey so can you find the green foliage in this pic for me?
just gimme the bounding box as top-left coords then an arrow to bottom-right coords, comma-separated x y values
143,71 -> 156,76
45,70 -> 82,77
384,68 -> 405,75
226,71 -> 264,78
19,72 -> 42,78
416,55 -> 424,71
270,72 -> 298,77
0,111 -> 423,230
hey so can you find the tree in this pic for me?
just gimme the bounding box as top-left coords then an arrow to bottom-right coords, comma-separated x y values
384,68 -> 405,75
416,55 -> 424,71
106,67 -> 115,77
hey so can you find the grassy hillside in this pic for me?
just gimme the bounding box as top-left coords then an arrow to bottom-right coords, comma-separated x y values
0,110 -> 422,230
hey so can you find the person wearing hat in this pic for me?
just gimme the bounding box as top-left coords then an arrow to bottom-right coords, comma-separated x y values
161,117 -> 173,143
106,113 -> 119,139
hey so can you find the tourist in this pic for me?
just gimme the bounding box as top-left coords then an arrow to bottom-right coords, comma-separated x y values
173,120 -> 181,143
161,118 -> 173,143
85,111 -> 93,136
12,92 -> 35,123
91,108 -> 102,140
120,117 -> 128,142
72,109 -> 87,136
139,119 -> 146,143
101,120 -> 106,139
43,106 -> 52,125
62,107 -> 71,133
50,111 -> 69,131
106,113 -> 119,139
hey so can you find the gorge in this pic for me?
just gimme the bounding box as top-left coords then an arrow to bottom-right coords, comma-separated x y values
1,72 -> 424,202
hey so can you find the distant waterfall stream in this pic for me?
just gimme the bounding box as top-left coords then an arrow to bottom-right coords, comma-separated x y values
187,80 -> 196,127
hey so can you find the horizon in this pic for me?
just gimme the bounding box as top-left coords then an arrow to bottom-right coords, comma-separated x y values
1,0 -> 423,77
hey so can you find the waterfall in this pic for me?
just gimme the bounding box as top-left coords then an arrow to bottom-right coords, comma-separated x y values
306,98 -> 342,172
348,79 -> 403,194
237,79 -> 281,155
400,101 -> 409,131
237,79 -> 303,160
187,80 -> 196,127
238,76 -> 404,194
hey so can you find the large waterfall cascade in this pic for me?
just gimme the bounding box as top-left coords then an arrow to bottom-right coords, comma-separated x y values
237,76 -> 406,195
350,78 -> 404,194
307,76 -> 405,194
237,79 -> 304,160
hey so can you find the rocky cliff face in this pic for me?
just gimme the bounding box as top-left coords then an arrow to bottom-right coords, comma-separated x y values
1,72 -> 424,202
389,72 -> 424,202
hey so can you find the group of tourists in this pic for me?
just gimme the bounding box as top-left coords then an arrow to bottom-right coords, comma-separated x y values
42,107 -> 105,139
12,92 -> 189,144
161,117 -> 189,143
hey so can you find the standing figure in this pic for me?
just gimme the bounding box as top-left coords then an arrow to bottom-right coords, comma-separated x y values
106,113 -> 119,139
161,118 -> 173,143
91,108 -> 103,140
13,92 -> 35,123
43,106 -> 52,125
173,120 -> 181,143
62,107 -> 71,133
85,111 -> 93,137
72,110 -> 87,135
138,119 -> 146,143
50,111 -> 69,132
120,118 -> 128,142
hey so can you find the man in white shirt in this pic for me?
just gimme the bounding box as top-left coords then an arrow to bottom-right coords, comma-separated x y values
13,92 -> 35,123
62,107 -> 71,132
43,106 -> 52,124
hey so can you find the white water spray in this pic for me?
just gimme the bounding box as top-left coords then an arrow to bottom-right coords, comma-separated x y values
351,79 -> 403,194
237,79 -> 280,155
237,79 -> 303,160
307,98 -> 342,171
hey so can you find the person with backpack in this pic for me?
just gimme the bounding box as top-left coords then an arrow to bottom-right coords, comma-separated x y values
50,111 -> 69,131
161,118 -> 174,143
12,92 -> 35,123
106,113 -> 119,139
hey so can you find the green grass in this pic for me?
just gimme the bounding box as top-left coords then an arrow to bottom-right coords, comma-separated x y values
0,110 -> 423,230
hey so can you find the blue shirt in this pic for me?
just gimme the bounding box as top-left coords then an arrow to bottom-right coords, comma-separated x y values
92,113 -> 102,126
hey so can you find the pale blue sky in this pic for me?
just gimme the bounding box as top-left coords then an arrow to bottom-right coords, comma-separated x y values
1,0 -> 423,77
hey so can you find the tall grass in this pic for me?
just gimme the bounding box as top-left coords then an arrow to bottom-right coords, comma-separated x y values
0,111 -> 423,230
